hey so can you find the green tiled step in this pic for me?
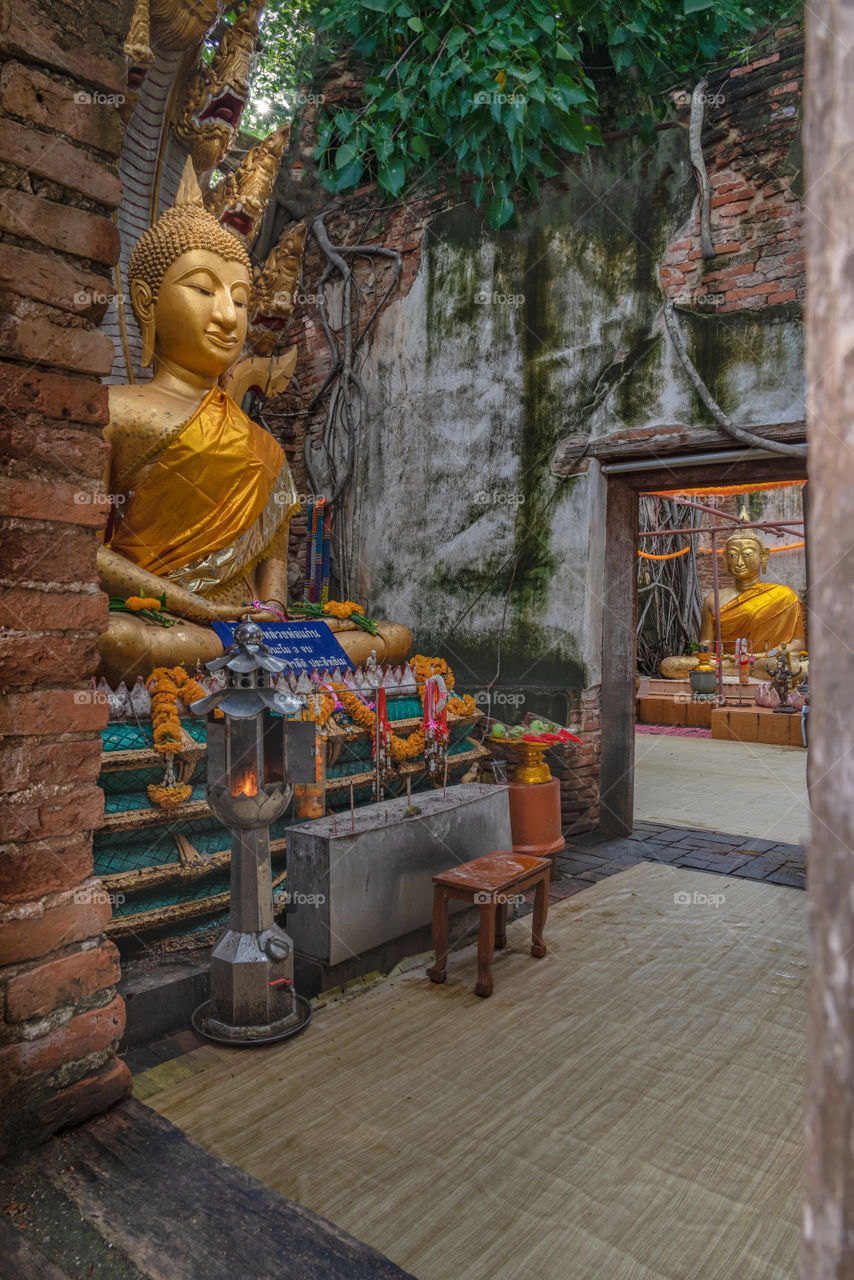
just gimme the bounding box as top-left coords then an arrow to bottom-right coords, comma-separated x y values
101,760 -> 209,795
94,815 -> 293,879
103,783 -> 207,815
102,717 -> 206,753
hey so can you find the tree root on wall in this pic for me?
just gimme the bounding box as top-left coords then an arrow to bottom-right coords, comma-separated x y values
663,302 -> 807,459
301,213 -> 402,599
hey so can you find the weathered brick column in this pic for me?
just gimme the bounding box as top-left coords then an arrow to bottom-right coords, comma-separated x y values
0,0 -> 134,1152
552,687 -> 601,836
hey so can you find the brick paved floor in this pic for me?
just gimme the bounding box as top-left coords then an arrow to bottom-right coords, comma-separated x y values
551,820 -> 806,899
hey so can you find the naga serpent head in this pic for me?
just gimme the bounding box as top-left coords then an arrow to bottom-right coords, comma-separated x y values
205,123 -> 290,244
172,0 -> 265,177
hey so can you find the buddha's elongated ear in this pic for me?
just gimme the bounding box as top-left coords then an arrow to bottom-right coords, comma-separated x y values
130,278 -> 155,367
760,545 -> 770,574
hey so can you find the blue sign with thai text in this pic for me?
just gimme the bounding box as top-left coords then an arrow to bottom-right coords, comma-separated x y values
212,621 -> 352,672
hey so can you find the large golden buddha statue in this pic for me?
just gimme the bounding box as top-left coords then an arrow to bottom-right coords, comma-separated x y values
698,514 -> 805,676
97,172 -> 410,686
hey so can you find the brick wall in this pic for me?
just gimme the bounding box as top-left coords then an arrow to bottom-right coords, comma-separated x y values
0,0 -> 133,1151
553,687 -> 601,836
659,25 -> 804,313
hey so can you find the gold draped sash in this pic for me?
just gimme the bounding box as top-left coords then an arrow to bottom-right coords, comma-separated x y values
718,583 -> 804,648
107,386 -> 298,597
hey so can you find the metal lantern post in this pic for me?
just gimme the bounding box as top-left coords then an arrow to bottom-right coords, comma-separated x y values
190,621 -> 315,1044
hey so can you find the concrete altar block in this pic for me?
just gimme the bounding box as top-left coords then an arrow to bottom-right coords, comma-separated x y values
287,784 -> 513,965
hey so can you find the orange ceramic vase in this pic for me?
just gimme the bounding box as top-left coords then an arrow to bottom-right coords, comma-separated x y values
507,778 -> 565,857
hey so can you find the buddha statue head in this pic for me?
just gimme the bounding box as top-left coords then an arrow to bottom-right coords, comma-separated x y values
128,164 -> 253,378
723,509 -> 769,586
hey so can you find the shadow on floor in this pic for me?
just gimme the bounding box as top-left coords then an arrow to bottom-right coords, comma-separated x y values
0,1099 -> 413,1280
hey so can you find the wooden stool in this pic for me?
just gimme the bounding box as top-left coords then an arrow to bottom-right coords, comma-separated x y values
427,852 -> 550,997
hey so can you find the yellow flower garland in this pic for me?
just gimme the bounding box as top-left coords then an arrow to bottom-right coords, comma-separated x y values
306,659 -> 475,762
147,782 -> 192,808
146,666 -> 207,808
301,680 -> 424,763
300,689 -> 337,725
411,654 -> 453,689
448,693 -> 477,716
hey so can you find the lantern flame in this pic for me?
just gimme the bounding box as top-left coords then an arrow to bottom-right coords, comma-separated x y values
232,767 -> 258,797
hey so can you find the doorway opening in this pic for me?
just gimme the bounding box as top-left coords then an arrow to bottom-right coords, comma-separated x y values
599,452 -> 808,846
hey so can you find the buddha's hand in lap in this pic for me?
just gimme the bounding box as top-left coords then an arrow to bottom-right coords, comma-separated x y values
186,600 -> 276,624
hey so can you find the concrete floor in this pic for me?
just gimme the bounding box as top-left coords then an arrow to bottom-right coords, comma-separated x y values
633,731 -> 809,845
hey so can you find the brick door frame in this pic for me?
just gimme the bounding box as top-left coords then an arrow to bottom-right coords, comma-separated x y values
598,451 -> 807,836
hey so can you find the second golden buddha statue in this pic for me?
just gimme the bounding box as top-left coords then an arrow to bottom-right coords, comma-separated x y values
661,512 -> 805,679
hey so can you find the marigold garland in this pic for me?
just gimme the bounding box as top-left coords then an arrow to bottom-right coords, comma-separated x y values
411,654 -> 454,690
331,683 -> 374,731
127,595 -> 162,611
448,693 -> 477,716
638,547 -> 691,561
390,727 -> 425,762
639,542 -> 805,560
306,659 -> 476,762
147,782 -> 192,808
647,480 -> 805,499
215,658 -> 477,768
145,665 -> 207,808
300,689 -> 337,725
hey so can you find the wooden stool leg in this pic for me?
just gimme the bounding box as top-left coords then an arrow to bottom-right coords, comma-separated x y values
427,885 -> 449,984
531,875 -> 548,958
494,901 -> 507,949
475,903 -> 496,997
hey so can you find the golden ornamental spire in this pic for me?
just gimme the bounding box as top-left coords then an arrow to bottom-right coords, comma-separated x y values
175,156 -> 205,209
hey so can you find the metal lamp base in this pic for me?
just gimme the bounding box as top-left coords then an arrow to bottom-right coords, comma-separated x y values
191,992 -> 313,1046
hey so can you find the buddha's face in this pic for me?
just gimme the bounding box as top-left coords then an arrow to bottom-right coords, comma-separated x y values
152,250 -> 251,379
725,536 -> 767,583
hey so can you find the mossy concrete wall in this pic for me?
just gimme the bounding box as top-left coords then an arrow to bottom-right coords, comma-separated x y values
354,129 -> 804,707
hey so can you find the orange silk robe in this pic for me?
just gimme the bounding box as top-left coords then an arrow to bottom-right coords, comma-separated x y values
107,386 -> 298,597
718,583 -> 804,648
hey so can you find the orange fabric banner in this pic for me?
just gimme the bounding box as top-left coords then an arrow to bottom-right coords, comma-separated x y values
644,479 -> 805,498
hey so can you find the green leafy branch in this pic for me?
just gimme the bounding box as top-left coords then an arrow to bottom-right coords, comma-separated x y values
276,0 -> 800,227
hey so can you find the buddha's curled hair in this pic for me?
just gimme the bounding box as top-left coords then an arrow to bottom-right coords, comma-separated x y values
127,204 -> 253,315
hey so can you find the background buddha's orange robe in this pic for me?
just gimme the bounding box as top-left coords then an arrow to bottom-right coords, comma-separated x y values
718,583 -> 804,648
